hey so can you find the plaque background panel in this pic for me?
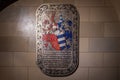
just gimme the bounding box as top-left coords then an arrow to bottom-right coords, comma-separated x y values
36,4 -> 79,77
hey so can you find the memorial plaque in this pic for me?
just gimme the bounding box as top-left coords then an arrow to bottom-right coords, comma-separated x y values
36,3 -> 79,77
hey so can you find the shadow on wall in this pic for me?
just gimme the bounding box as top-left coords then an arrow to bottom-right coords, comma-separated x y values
0,0 -> 18,12
111,0 -> 120,21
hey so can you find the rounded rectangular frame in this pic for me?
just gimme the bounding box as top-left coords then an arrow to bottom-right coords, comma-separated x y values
36,3 -> 79,77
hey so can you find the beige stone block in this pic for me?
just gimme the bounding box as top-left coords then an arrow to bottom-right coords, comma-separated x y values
14,52 -> 36,67
102,68 -> 119,80
43,0 -> 74,4
90,7 -> 118,22
28,7 -> 36,25
0,52 -> 13,66
104,23 -> 120,37
89,38 -> 120,52
89,68 -> 104,80
16,20 -> 35,37
0,22 -> 34,37
79,7 -> 90,22
0,23 -> 17,36
0,22 -> 35,37
89,68 -> 119,80
29,67 -> 52,80
75,0 -> 104,7
13,67 -> 27,80
104,0 -> 113,6
0,6 -> 36,23
0,7 -> 36,37
80,38 -> 89,52
0,67 -> 28,80
0,67 -> 27,80
15,7 -> 36,37
28,37 -> 36,52
104,53 -> 119,67
0,67 -> 14,80
76,68 -> 89,80
0,36 -> 28,52
80,22 -> 104,37
80,53 -> 103,67
0,7 -> 21,22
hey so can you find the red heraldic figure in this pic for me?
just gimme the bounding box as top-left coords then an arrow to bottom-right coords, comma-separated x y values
42,34 -> 60,50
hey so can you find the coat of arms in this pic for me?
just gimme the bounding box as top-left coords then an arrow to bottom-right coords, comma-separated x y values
36,4 -> 79,77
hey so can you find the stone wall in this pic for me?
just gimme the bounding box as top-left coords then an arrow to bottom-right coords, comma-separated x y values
0,0 -> 120,80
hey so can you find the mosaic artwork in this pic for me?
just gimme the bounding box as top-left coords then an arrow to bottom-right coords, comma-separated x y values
36,3 -> 79,77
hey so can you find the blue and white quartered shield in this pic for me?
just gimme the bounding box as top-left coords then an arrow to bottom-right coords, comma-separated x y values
36,3 -> 79,77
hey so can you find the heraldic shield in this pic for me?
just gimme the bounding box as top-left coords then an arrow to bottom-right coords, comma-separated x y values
36,3 -> 79,77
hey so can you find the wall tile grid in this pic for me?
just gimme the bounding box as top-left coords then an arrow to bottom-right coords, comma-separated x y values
0,0 -> 120,80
